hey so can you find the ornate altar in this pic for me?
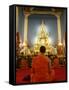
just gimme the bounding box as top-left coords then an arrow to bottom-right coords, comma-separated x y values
33,20 -> 56,55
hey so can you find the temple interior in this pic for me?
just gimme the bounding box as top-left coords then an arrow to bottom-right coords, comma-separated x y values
16,6 -> 67,84
16,6 -> 66,57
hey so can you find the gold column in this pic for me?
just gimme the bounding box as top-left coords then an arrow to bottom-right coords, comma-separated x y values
57,15 -> 62,44
16,7 -> 18,32
23,13 -> 30,46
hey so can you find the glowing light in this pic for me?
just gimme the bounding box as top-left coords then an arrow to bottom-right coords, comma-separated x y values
49,38 -> 52,44
19,38 -> 23,48
58,42 -> 62,46
19,42 -> 23,48
63,40 -> 65,47
34,37 -> 38,44
42,39 -> 45,44
23,42 -> 27,46
39,22 -> 47,32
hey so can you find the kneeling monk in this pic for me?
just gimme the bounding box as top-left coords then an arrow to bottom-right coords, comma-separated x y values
31,46 -> 55,83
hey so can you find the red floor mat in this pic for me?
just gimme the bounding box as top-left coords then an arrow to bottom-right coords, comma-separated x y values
54,66 -> 66,81
16,66 -> 66,84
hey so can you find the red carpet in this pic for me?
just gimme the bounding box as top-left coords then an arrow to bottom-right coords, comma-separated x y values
16,68 -> 31,84
16,66 -> 66,84
54,66 -> 66,81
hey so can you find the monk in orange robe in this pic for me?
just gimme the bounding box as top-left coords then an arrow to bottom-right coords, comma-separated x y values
53,56 -> 60,68
31,46 -> 55,83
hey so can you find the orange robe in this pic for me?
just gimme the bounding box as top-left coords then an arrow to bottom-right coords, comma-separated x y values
31,54 -> 55,83
53,58 -> 60,68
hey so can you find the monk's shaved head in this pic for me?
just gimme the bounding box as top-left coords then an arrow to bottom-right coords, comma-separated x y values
40,46 -> 46,53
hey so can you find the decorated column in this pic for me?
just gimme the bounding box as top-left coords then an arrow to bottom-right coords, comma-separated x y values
23,13 -> 30,46
56,15 -> 64,57
16,6 -> 19,32
57,15 -> 62,44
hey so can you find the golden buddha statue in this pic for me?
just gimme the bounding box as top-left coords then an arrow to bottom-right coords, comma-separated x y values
33,20 -> 56,55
